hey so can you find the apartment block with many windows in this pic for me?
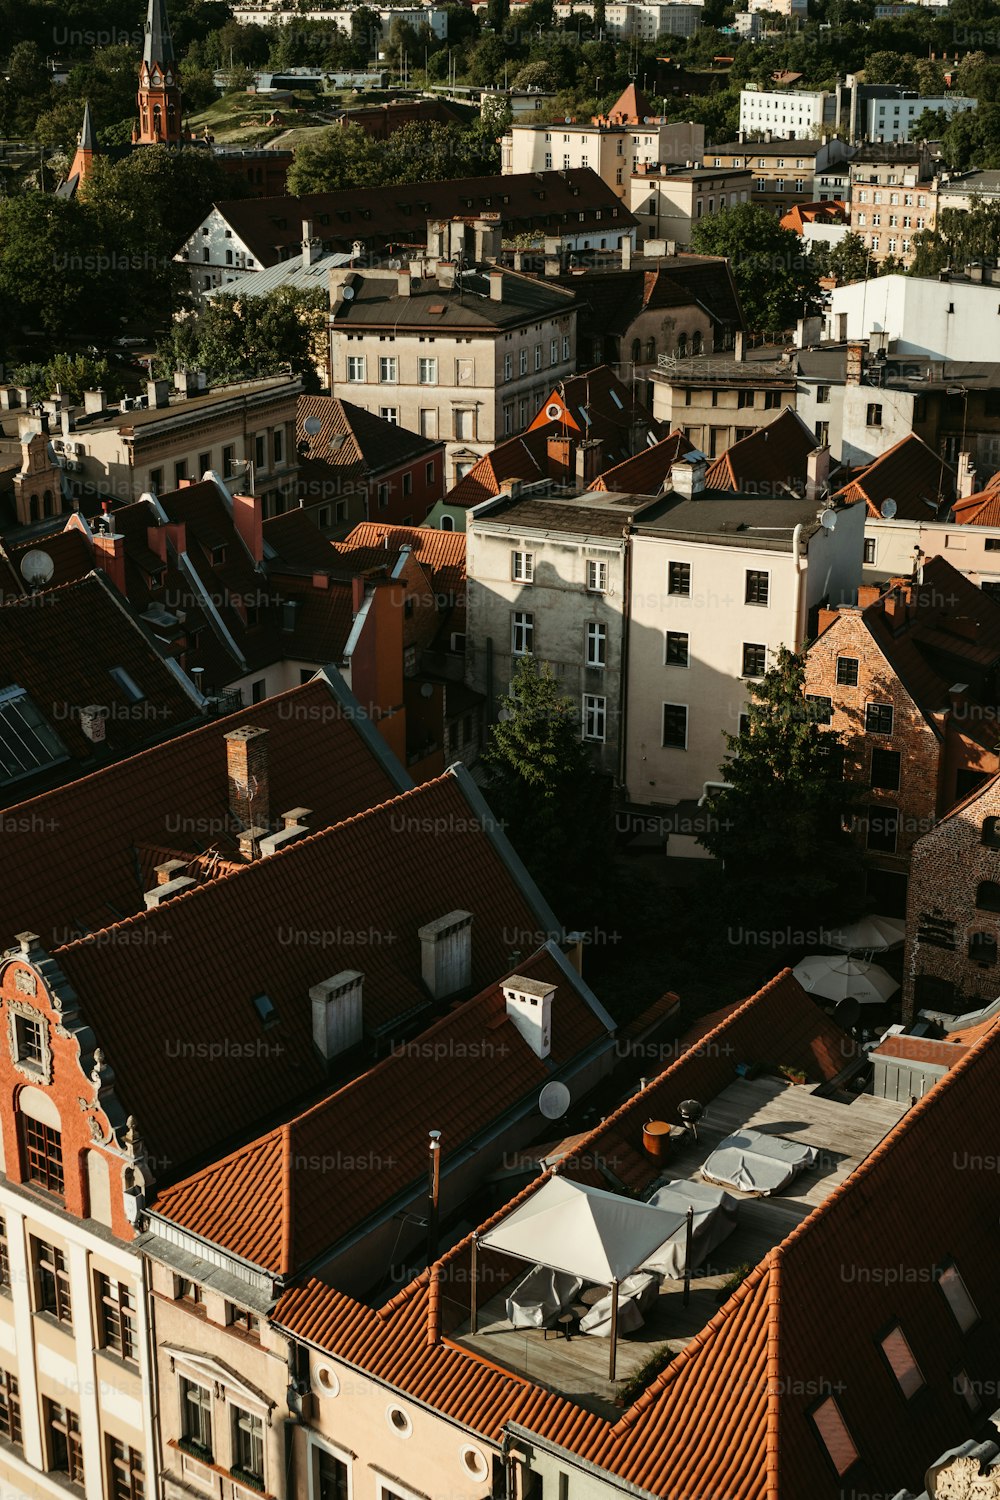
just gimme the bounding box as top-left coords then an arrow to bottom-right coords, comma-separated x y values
466,486 -> 662,777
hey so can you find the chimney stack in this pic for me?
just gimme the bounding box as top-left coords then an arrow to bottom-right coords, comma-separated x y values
734,330 -> 746,363
419,910 -> 473,999
846,343 -> 865,385
398,268 -> 412,297
311,970 -> 364,1059
806,446 -> 830,501
83,389 -> 107,415
302,218 -> 315,266
225,725 -> 270,833
233,490 -> 264,564
146,379 -> 171,410
546,434 -> 573,481
670,456 -> 708,498
957,451 -> 977,499
574,437 -> 604,487
621,237 -> 632,270
489,270 -> 504,302
503,975 -> 555,1060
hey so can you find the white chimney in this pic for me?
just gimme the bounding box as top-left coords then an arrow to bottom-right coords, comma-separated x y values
302,218 -> 315,266
311,970 -> 364,1059
489,270 -> 504,302
398,268 -> 412,297
957,451 -> 977,499
503,976 -> 555,1060
259,807 -> 312,858
144,861 -> 196,908
670,457 -> 707,498
806,446 -> 830,500
419,910 -> 473,999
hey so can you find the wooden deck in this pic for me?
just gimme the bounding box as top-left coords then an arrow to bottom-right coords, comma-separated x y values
452,1078 -> 907,1416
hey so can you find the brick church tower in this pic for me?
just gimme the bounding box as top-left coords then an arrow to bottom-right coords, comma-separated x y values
133,0 -> 182,145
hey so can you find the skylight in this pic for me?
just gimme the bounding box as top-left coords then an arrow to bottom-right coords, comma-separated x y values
609,390 -> 623,410
253,993 -> 279,1028
578,407 -> 592,426
108,667 -> 145,703
0,686 -> 69,786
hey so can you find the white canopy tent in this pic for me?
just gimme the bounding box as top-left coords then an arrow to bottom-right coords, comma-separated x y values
825,914 -> 906,954
477,1177 -> 689,1378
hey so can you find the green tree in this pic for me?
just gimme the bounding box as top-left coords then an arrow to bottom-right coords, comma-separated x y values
482,657 -> 612,925
691,201 -> 822,332
821,231 -> 871,285
0,194 -> 100,342
511,60 -> 558,90
863,49 -> 915,86
154,287 -> 326,386
701,648 -> 863,925
5,41 -> 51,134
286,122 -> 385,192
10,353 -> 124,403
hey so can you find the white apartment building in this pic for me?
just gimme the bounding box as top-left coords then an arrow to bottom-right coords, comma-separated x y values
329,251 -> 578,487
865,93 -> 976,143
739,88 -> 838,141
748,0 -> 807,14
604,1 -> 704,38
827,273 -> 992,363
502,121 -> 705,201
630,163 -> 752,248
466,487 -> 660,776
624,455 -> 864,804
861,515 -> 1000,590
231,5 -> 450,37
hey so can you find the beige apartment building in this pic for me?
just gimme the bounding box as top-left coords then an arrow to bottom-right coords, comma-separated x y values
329,250 -> 578,488
849,143 -> 937,266
705,138 -> 852,219
502,120 -> 705,201
630,163 -> 753,248
650,343 -> 799,458
10,377 -> 302,515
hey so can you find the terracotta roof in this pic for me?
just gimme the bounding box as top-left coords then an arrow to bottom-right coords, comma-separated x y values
262,510 -> 343,571
952,484 -> 1000,526
0,673 -> 407,953
588,430 -> 692,494
5,527 -> 95,589
871,1033 -> 969,1067
49,766 -> 560,1169
705,407 -> 818,491
527,366 -> 662,452
151,945 -> 610,1274
780,201 -> 848,233
603,81 -> 655,124
275,976 -> 1000,1498
296,396 -> 442,479
334,522 -> 466,597
833,433 -> 954,520
446,427 -> 558,509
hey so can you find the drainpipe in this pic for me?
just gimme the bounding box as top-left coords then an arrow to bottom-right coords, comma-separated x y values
618,526 -> 633,794
791,523 -> 804,647
141,1255 -> 165,1489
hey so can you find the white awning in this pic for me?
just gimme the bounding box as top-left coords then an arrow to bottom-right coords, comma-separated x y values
479,1176 -> 687,1285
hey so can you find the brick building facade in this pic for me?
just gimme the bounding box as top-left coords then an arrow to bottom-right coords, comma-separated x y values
903,772 -> 1000,1019
804,559 -> 1000,913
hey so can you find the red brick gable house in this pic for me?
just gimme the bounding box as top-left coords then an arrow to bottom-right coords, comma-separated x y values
804,557 -> 1000,913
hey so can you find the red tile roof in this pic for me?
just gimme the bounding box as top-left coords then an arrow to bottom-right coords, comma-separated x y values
587,430 -> 692,494
952,486 -> 1000,526
152,946 -> 609,1274
446,427 -> 558,510
262,510 -> 343,571
527,366 -> 663,454
6,527 -> 95,589
0,674 -> 406,953
334,523 -> 466,597
871,1033 -> 969,1067
706,408 -> 818,492
50,766 -> 560,1169
275,975 -> 1000,1498
296,397 -> 442,481
833,433 -> 954,520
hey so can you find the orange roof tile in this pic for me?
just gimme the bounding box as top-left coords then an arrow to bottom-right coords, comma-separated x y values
335,522 -> 466,597
833,433 -> 953,520
706,408 -> 818,492
871,1033 -> 969,1067
952,487 -> 1000,526
588,430 -> 692,494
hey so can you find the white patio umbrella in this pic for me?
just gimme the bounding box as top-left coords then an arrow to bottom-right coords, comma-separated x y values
793,954 -> 900,1006
824,915 -> 906,954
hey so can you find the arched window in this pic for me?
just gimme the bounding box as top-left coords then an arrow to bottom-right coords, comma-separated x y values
17,1085 -> 63,1198
976,880 -> 1000,912
153,104 -> 162,138
441,515 -> 455,532
43,490 -> 53,517
645,337 -> 656,362
677,333 -> 688,358
982,817 -> 1000,849
692,330 -> 703,355
630,338 -> 641,365
29,495 -> 39,522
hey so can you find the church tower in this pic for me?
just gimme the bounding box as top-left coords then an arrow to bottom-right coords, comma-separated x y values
60,101 -> 98,196
134,0 -> 182,145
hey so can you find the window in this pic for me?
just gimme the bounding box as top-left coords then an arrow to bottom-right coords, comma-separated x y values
12,1013 -> 44,1069
810,1397 -> 859,1478
47,1402 -> 83,1486
504,353 -> 513,381
984,816 -> 1000,849
745,570 -> 769,606
582,694 -> 606,742
870,748 -> 900,790
272,428 -> 283,466
977,880 -> 1000,912
102,1440 -> 145,1500
816,384 -> 830,404
806,694 -> 832,725
402,472 -> 411,497
180,1378 -> 213,1457
346,356 -> 366,382
511,612 -> 534,655
879,1324 -> 925,1399
512,551 -> 534,583
97,1275 -> 137,1361
149,467 -> 164,493
418,358 -> 437,385
563,336 -> 570,360
866,403 -> 883,426
175,1277 -> 202,1304
737,389 -> 754,409
377,482 -> 389,508
534,344 -> 542,371
586,623 -> 607,668
866,804 -> 898,853
231,1407 -> 264,1488
763,391 -> 782,410
22,1118 -> 63,1196
222,446 -> 235,479
519,349 -> 528,376
864,537 -> 876,565
378,356 -> 397,383
662,703 -> 687,749
550,339 -> 558,366
378,407 -> 398,426
969,932 -> 997,967
314,1447 -> 349,1500
668,561 -> 691,597
836,657 -> 859,687
665,631 -> 689,667
586,559 -> 608,593
865,702 -> 894,736
742,643 -> 766,678
0,1369 -> 20,1448
937,1263 -> 979,1331
33,1238 -> 71,1321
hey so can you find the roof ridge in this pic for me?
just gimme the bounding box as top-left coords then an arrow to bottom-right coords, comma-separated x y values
51,774 -> 455,955
765,1245 -> 782,1500
280,1123 -> 294,1277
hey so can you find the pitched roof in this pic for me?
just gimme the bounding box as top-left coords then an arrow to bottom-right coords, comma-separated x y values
0,571 -> 201,800
207,170 -> 637,265
333,266 -> 576,333
588,430 -> 692,494
49,766 -> 560,1169
275,976 -> 1000,1498
527,366 -> 663,453
296,397 -> 442,480
151,945 -> 610,1275
951,471 -> 1000,526
550,257 -> 745,340
445,427 -> 559,509
833,433 -> 954,520
705,407 -> 819,491
0,673 -> 407,954
6,527 -> 98,589
142,0 -> 174,64
262,510 -> 342,571
333,522 -> 466,596
604,82 -> 655,124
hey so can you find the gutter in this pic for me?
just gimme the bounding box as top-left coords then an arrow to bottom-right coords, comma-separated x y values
791,522 -> 804,647
619,524 -> 633,794
504,1422 -> 661,1500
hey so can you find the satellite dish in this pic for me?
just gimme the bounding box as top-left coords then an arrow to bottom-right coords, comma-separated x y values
303,415 -> 323,436
820,508 -> 838,532
564,115 -> 572,124
538,1080 -> 571,1121
832,996 -> 862,1032
19,549 -> 55,587
880,497 -> 898,519
341,285 -> 355,300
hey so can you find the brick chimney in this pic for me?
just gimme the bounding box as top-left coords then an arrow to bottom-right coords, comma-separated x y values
225,725 -> 270,832
806,446 -> 830,501
547,434 -> 573,481
93,530 -> 126,594
846,343 -> 865,385
575,438 -> 604,487
858,584 -> 883,608
233,490 -> 264,564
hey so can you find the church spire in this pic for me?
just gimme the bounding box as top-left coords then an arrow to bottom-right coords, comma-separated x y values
134,0 -> 182,144
79,100 -> 95,151
142,0 -> 175,68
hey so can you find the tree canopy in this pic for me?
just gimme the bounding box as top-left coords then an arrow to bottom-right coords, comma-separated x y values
691,202 -> 823,333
